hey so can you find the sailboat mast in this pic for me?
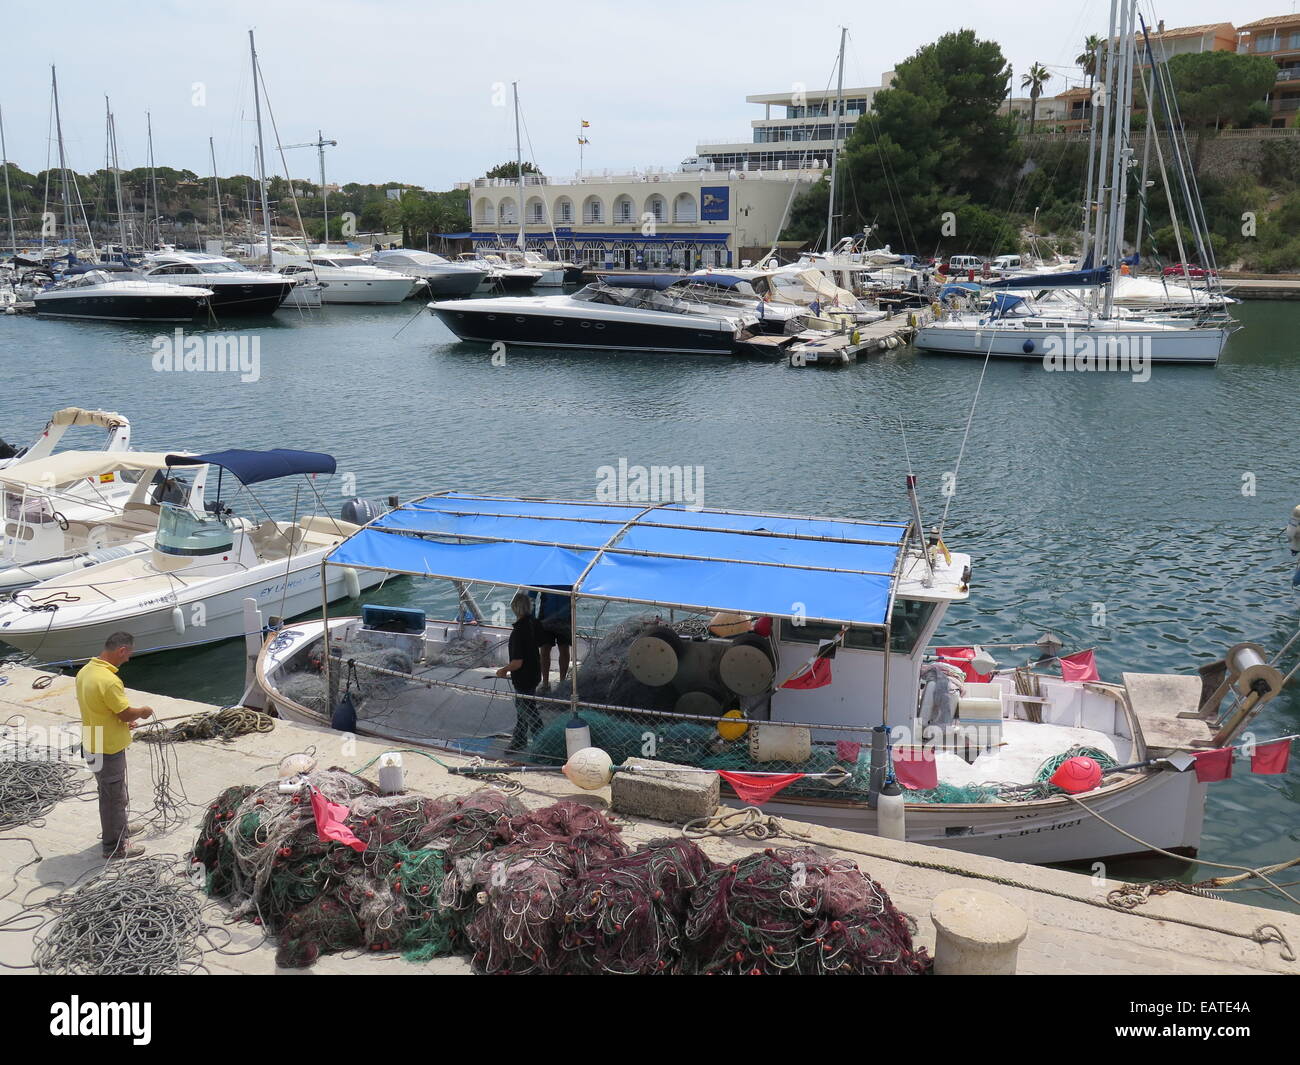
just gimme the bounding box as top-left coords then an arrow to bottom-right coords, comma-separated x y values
210,137 -> 226,247
513,82 -> 526,251
147,112 -> 160,248
825,27 -> 847,254
249,30 -> 273,264
51,67 -> 73,251
1,104 -> 16,255
317,131 -> 329,244
106,99 -> 128,251
1103,0 -> 1136,319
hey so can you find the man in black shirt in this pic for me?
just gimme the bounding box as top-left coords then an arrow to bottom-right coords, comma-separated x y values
498,591 -> 542,754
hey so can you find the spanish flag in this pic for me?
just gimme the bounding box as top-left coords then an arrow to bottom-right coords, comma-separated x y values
577,136 -> 589,145
581,119 -> 590,128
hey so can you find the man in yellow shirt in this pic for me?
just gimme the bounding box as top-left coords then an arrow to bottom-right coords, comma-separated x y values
76,632 -> 154,859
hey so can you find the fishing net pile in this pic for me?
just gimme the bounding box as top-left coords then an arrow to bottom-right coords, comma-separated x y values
193,773 -> 929,974
277,642 -> 418,719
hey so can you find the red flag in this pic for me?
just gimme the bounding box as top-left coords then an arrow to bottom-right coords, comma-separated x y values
1060,649 -> 1100,682
892,748 -> 938,790
1251,738 -> 1292,775
935,646 -> 992,683
310,788 -> 367,852
718,771 -> 805,804
781,639 -> 837,690
1192,747 -> 1234,783
836,740 -> 861,763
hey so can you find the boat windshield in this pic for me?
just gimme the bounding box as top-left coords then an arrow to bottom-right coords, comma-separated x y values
155,503 -> 234,557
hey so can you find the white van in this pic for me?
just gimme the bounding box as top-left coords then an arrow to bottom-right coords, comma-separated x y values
680,156 -> 713,172
947,255 -> 984,272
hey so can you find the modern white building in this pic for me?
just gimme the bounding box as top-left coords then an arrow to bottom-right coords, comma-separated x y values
468,167 -> 822,270
694,77 -> 891,171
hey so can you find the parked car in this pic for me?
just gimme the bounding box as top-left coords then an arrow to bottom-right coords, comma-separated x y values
1162,263 -> 1216,279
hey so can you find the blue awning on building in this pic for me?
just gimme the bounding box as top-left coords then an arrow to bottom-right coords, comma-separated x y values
326,493 -> 909,627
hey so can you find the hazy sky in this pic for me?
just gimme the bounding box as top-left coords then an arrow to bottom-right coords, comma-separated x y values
3,0 -> 1288,190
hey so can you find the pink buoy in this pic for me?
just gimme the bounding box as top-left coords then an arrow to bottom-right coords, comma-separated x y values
1050,756 -> 1103,794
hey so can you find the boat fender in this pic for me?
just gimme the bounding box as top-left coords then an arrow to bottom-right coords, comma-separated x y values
331,691 -> 358,732
564,712 -> 592,758
876,781 -> 906,840
342,566 -> 361,600
171,606 -> 186,635
1022,339 -> 1035,354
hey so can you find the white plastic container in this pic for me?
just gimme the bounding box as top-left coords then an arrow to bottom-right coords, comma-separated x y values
378,751 -> 405,795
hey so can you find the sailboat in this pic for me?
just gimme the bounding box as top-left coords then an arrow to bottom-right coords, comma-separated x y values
915,0 -> 1238,365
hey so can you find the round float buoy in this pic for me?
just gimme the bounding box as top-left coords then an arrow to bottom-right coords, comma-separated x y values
627,626 -> 682,686
1049,756 -> 1103,794
717,708 -> 748,741
1022,339 -> 1035,354
674,690 -> 723,718
719,633 -> 775,696
563,747 -> 613,790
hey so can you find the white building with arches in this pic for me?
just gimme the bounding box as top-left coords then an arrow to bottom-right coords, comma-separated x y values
467,166 -> 820,271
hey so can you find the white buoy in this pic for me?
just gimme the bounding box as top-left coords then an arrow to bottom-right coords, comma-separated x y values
342,566 -> 361,599
564,713 -> 592,758
563,747 -> 613,790
378,751 -> 405,794
171,606 -> 186,635
876,781 -> 906,841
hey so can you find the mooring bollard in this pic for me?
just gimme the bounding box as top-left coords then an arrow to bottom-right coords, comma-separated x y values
930,889 -> 1029,975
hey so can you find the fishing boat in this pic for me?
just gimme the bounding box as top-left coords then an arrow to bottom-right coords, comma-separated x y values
0,449 -> 387,661
429,275 -> 759,354
138,251 -> 295,316
254,490 -> 1293,866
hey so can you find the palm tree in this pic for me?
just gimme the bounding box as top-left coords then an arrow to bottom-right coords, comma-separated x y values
1021,63 -> 1051,133
1076,35 -> 1104,92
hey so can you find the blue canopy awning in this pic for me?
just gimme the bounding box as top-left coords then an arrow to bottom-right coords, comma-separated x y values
164,448 -> 337,484
326,493 -> 909,628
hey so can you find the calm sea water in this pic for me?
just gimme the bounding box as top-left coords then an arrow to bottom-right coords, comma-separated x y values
1,296 -> 1297,907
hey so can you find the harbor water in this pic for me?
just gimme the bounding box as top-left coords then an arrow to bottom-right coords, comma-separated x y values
1,299 -> 1297,905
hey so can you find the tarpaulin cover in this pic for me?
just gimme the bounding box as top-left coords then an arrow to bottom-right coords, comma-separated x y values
327,493 -> 907,627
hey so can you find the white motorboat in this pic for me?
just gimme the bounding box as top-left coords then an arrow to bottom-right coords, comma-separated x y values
429,275 -> 759,354
272,247 -> 420,304
0,406 -> 132,471
33,270 -> 213,322
255,491 -> 1294,865
368,249 -> 487,297
0,449 -> 205,594
455,252 -> 541,293
138,251 -> 295,316
0,449 -> 387,661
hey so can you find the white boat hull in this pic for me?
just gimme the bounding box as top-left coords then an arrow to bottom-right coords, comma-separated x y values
0,557 -> 384,662
914,322 -> 1230,364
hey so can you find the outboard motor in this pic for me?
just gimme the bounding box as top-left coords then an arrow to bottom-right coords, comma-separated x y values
340,497 -> 391,526
0,438 -> 24,461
